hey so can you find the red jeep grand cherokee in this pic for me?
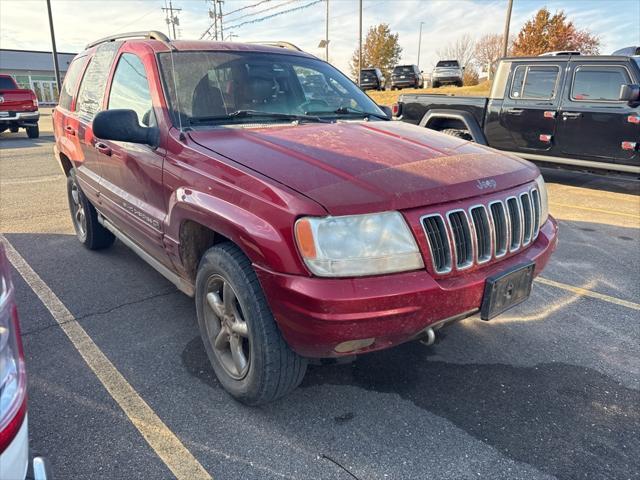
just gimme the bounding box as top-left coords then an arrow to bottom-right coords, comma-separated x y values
53,32 -> 557,405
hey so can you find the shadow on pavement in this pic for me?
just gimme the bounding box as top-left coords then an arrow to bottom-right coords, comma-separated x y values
540,166 -> 640,196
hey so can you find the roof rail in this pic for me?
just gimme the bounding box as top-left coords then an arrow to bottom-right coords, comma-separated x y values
85,30 -> 174,50
246,41 -> 304,52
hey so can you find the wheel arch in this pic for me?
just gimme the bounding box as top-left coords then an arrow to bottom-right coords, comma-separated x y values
419,109 -> 487,145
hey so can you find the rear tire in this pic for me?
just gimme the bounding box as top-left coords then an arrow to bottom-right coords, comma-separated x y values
440,128 -> 473,141
66,170 -> 115,250
432,81 -> 440,88
456,81 -> 463,87
196,243 -> 307,405
26,125 -> 39,138
9,126 -> 19,133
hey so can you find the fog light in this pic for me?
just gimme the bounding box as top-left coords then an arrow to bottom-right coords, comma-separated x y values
334,338 -> 375,353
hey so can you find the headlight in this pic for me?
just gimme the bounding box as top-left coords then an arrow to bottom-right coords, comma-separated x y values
295,212 -> 424,277
534,174 -> 549,228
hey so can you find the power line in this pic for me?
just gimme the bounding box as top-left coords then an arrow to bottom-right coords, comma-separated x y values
224,0 -> 273,17
225,0 -> 298,24
226,0 -> 323,30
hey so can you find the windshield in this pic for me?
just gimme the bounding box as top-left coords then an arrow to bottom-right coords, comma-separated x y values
393,66 -> 414,74
158,51 -> 385,125
436,61 -> 459,68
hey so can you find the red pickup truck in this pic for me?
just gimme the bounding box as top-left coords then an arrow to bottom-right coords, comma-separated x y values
53,32 -> 557,405
0,75 -> 39,138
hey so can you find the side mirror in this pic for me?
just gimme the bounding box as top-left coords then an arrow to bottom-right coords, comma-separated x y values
93,109 -> 159,147
619,84 -> 640,102
378,105 -> 392,119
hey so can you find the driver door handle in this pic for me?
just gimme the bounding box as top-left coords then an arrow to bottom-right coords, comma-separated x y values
95,142 -> 112,156
506,108 -> 524,115
562,112 -> 582,119
64,125 -> 76,136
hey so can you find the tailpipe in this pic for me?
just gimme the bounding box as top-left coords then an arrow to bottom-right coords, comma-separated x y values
419,327 -> 436,346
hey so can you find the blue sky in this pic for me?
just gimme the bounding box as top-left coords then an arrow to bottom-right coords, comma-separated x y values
1,0 -> 638,75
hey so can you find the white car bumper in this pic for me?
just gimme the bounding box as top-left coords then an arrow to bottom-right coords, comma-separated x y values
0,414 -> 28,480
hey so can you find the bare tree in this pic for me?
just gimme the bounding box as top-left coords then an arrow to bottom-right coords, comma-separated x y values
474,33 -> 505,78
436,34 -> 476,69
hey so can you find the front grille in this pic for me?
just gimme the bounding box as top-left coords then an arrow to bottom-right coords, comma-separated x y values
447,210 -> 473,269
420,184 -> 542,274
422,215 -> 451,273
470,206 -> 491,263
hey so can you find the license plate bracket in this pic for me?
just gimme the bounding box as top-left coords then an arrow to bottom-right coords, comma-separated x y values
480,262 -> 535,320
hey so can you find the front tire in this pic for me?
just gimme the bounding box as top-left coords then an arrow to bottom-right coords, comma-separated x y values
66,170 -> 115,249
196,243 -> 307,405
26,125 -> 39,138
432,81 -> 440,88
440,128 -> 473,141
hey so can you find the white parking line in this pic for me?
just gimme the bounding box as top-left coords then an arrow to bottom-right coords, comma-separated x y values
1,234 -> 212,480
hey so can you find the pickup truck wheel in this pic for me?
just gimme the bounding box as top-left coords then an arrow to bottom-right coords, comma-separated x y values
196,243 -> 307,405
67,170 -> 115,250
440,128 -> 473,141
9,126 -> 19,133
432,81 -> 439,88
26,125 -> 39,138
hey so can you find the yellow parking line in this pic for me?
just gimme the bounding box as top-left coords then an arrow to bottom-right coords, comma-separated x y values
1,235 -> 212,480
549,202 -> 640,219
535,277 -> 640,311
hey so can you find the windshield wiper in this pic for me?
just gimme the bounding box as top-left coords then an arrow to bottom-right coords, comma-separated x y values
189,110 -> 329,125
306,106 -> 389,120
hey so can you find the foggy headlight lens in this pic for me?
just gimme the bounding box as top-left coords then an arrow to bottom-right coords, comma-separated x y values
535,174 -> 549,228
295,212 -> 424,277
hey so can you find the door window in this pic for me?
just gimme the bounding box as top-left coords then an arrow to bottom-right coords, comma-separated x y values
108,53 -> 155,126
76,42 -> 120,121
510,65 -> 559,100
571,66 -> 631,101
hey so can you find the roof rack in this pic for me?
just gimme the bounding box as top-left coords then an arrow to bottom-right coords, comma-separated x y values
246,41 -> 304,52
85,30 -> 175,50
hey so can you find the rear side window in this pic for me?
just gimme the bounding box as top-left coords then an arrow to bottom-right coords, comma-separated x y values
108,53 -> 154,126
571,66 -> 631,101
510,65 -> 559,100
76,42 -> 120,121
59,56 -> 86,110
0,76 -> 17,89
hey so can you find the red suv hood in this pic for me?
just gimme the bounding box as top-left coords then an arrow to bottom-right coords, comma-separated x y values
189,121 -> 538,215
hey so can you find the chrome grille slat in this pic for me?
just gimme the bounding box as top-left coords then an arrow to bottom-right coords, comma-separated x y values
531,188 -> 541,239
489,201 -> 508,258
421,214 -> 452,274
420,184 -> 541,274
447,210 -> 473,269
506,197 -> 522,251
470,205 -> 491,263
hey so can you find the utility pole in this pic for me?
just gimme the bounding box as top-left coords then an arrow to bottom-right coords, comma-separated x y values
217,0 -> 224,41
358,0 -> 362,85
209,5 -> 218,40
45,0 -> 61,93
417,21 -> 424,68
502,0 -> 513,58
325,0 -> 329,62
161,0 -> 182,40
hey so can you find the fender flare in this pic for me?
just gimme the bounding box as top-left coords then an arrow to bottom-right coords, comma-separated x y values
418,109 -> 487,145
165,187 -> 302,274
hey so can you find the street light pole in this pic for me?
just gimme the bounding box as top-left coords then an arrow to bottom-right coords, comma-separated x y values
502,0 -> 513,58
45,0 -> 61,93
358,0 -> 362,85
417,21 -> 424,67
325,0 -> 329,62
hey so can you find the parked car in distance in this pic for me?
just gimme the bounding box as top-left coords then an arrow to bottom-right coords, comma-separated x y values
390,64 -> 424,90
359,68 -> 385,90
53,31 -> 557,405
0,75 -> 40,138
432,60 -> 463,88
0,244 -> 50,480
394,54 -> 640,174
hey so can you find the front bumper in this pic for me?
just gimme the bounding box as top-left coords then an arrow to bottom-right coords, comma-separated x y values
0,111 -> 39,124
257,217 -> 558,358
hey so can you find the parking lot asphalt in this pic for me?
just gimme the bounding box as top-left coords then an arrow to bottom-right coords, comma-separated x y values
0,116 -> 639,480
